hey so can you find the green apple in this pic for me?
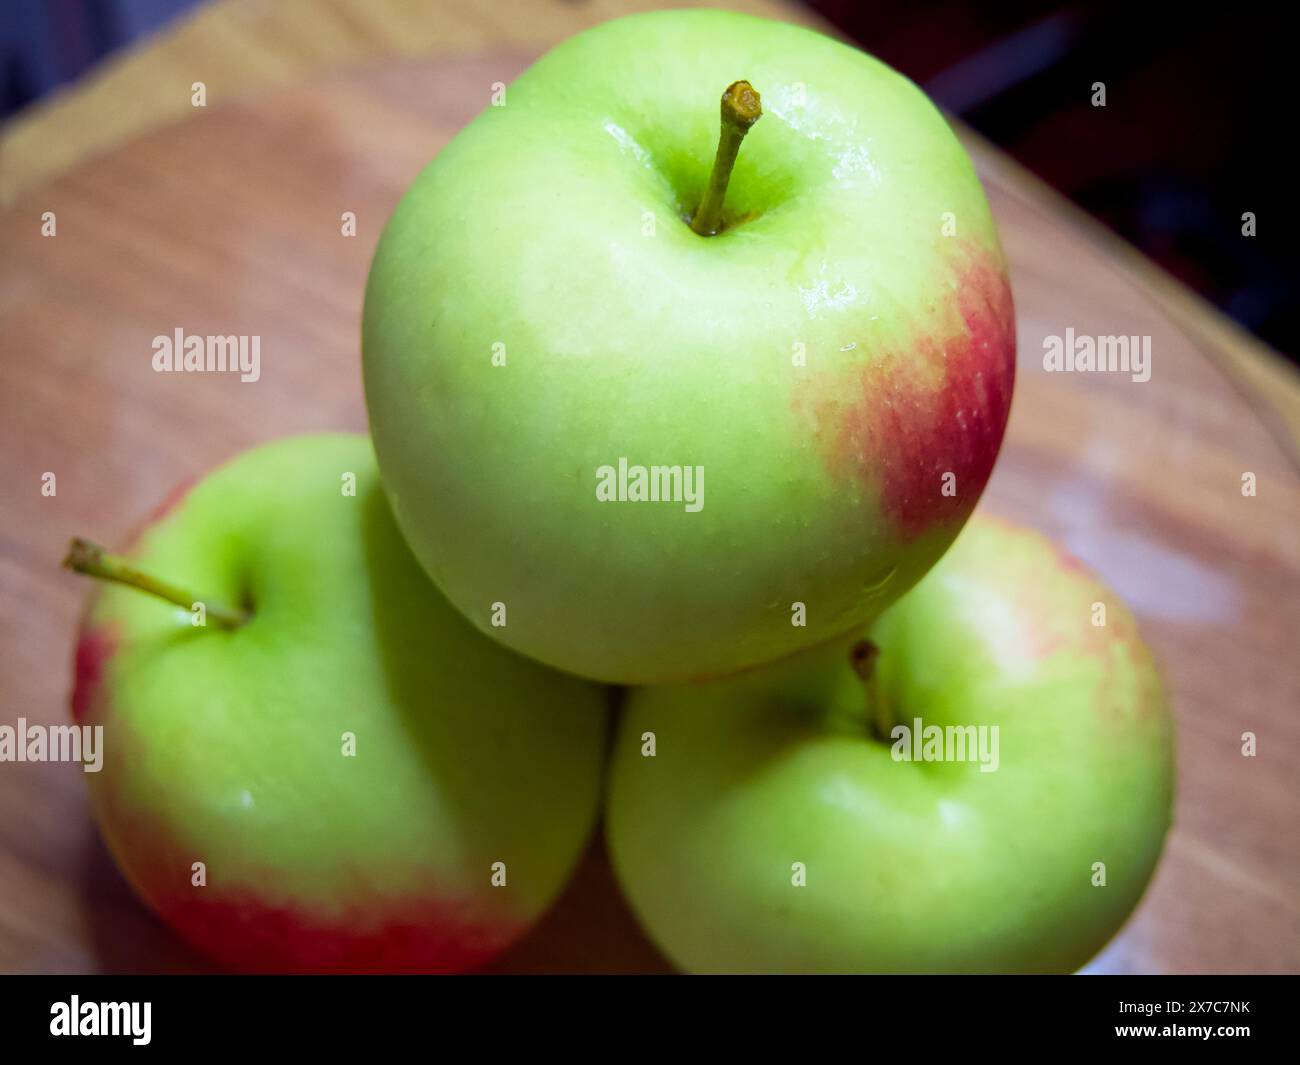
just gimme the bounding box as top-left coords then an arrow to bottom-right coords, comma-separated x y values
606,514 -> 1174,973
67,434 -> 607,973
362,9 -> 1016,684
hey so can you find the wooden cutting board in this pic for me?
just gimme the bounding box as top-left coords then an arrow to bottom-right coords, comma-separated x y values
2,55 -> 1297,974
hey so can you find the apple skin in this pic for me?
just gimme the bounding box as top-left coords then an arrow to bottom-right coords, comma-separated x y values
605,514 -> 1174,973
70,434 -> 608,973
362,9 -> 1015,685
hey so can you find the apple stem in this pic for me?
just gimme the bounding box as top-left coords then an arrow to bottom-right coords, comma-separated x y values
63,538 -> 248,630
690,80 -> 762,236
850,639 -> 894,743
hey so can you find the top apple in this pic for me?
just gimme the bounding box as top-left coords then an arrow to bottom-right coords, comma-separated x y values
362,10 -> 1016,684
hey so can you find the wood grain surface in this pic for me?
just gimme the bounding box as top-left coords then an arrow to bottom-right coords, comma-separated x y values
1,56 -> 1297,975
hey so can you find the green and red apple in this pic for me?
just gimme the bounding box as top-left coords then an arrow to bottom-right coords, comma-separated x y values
68,434 -> 608,973
606,514 -> 1174,973
362,10 -> 1016,684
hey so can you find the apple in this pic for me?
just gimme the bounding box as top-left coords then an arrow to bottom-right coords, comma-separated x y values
605,514 -> 1174,973
362,9 -> 1016,684
67,434 -> 608,973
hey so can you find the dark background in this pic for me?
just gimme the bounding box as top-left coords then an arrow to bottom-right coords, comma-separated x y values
3,0 -> 1290,359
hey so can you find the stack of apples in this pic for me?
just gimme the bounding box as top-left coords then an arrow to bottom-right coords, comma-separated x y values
66,12 -> 1173,974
